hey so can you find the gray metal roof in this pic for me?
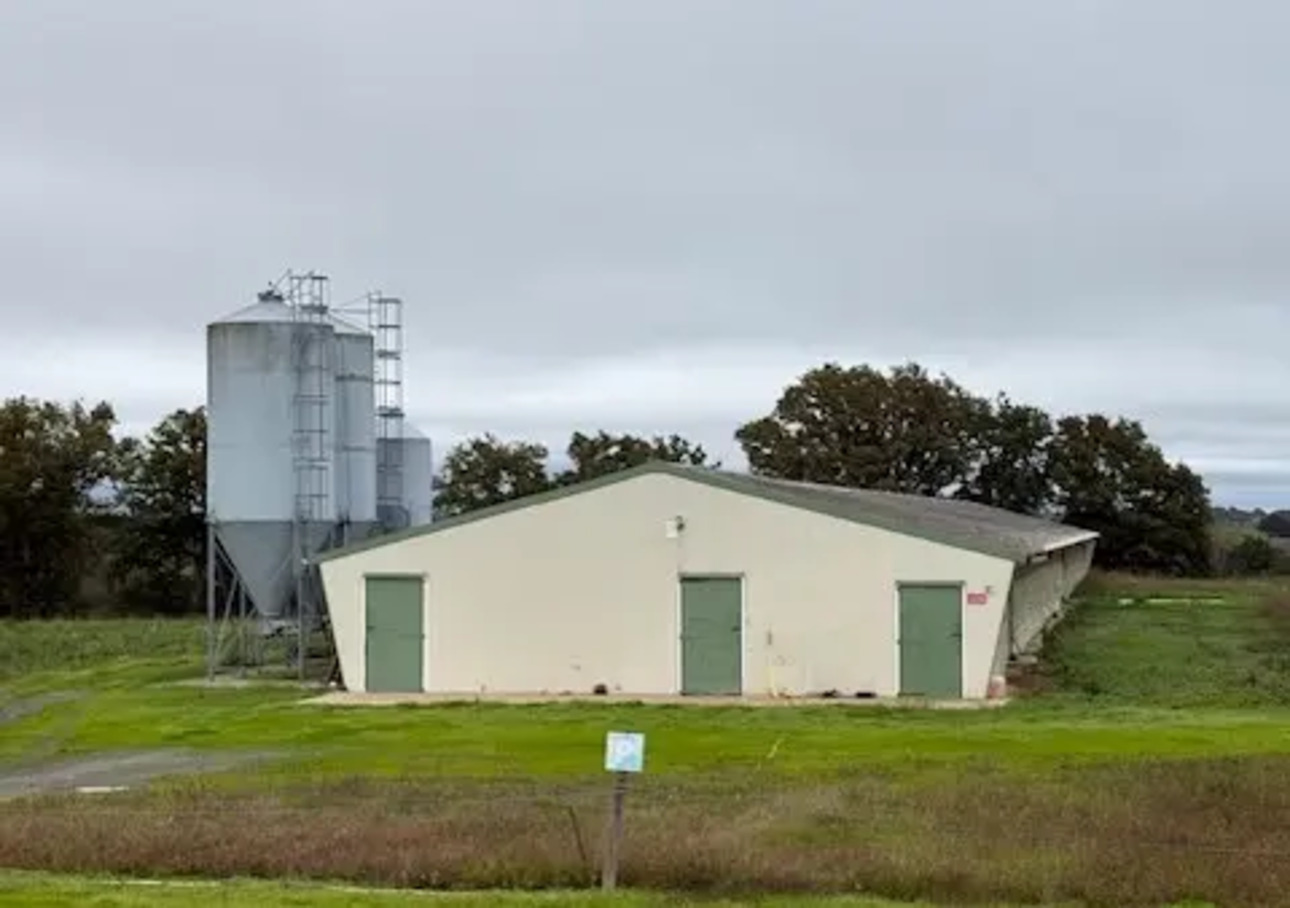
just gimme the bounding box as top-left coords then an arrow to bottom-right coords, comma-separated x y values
687,467 -> 1098,563
316,460 -> 1096,564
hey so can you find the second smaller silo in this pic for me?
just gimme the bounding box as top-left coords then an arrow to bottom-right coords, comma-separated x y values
401,423 -> 434,528
331,315 -> 378,544
377,423 -> 433,530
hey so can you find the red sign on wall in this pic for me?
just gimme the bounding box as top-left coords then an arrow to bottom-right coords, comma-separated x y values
966,591 -> 989,606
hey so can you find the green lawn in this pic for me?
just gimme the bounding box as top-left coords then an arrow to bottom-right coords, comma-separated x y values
1040,574 -> 1290,706
8,662 -> 1290,781
0,574 -> 1287,906
6,576 -> 1290,779
0,873 -> 949,908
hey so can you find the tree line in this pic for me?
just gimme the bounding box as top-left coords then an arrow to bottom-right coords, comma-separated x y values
0,399 -> 205,619
435,363 -> 1216,577
0,361 -> 1272,618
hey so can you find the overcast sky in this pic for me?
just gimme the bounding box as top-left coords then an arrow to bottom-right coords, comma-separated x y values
1,1 -> 1287,507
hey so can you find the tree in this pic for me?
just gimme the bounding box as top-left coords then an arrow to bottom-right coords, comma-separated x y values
737,360 -> 1214,575
1257,511 -> 1290,538
0,398 -> 120,617
958,395 -> 1054,515
1048,414 -> 1212,575
432,434 -> 552,518
1220,534 -> 1276,576
557,430 -> 714,485
111,408 -> 207,614
735,362 -> 984,495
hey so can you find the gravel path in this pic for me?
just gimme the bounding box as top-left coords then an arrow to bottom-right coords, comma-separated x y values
0,749 -> 273,799
0,691 -> 83,726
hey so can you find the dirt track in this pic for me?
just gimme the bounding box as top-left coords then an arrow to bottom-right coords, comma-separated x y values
0,691 -> 82,726
0,689 -> 276,798
0,749 -> 268,799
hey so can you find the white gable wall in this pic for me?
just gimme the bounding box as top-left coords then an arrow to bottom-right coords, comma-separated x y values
320,472 -> 1017,698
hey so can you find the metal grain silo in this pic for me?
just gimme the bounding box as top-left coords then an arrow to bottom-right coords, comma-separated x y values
377,423 -> 433,530
331,316 -> 378,543
206,290 -> 337,620
400,423 -> 434,528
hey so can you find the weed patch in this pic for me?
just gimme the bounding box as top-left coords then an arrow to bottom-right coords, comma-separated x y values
1,761 -> 1288,905
0,619 -> 204,684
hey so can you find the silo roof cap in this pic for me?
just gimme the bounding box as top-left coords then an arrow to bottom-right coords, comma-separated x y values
211,298 -> 295,325
330,313 -> 369,335
211,295 -> 372,335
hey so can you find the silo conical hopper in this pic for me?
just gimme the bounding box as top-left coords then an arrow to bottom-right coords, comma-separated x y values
377,422 -> 434,530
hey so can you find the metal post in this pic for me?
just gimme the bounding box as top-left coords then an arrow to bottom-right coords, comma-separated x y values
219,570 -> 237,669
296,563 -> 306,681
237,579 -> 247,678
205,522 -> 216,682
601,772 -> 628,890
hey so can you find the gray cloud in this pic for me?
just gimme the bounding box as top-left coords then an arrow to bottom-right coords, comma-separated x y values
1,1 -> 1288,505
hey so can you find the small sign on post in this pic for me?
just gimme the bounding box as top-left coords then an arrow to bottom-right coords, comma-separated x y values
604,731 -> 645,773
601,731 -> 645,890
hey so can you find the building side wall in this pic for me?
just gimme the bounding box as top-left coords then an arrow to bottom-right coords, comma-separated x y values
1004,539 -> 1097,658
989,605 -> 1014,682
321,473 -> 1015,698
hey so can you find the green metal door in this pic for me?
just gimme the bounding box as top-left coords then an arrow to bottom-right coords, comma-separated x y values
898,584 -> 962,698
680,577 -> 742,695
365,575 -> 424,693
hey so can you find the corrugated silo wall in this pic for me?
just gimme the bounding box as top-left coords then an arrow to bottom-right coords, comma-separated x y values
400,435 -> 434,527
207,320 -> 302,522
991,540 -> 1097,677
333,331 -> 377,527
208,318 -> 337,619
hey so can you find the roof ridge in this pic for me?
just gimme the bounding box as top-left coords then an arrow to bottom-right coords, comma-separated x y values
316,459 -> 1096,565
665,464 -> 1097,559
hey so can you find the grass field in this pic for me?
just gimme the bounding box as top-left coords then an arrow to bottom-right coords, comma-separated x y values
0,872 -> 943,907
1034,573 -> 1290,706
2,573 -> 1289,906
0,618 -> 206,684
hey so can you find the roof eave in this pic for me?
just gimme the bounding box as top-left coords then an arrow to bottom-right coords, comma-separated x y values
1040,530 -> 1101,554
1019,530 -> 1100,564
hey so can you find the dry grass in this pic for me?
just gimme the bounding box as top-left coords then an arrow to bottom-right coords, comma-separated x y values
4,759 -> 1290,906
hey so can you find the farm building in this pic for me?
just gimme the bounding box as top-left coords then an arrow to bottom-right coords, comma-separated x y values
316,463 -> 1097,699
